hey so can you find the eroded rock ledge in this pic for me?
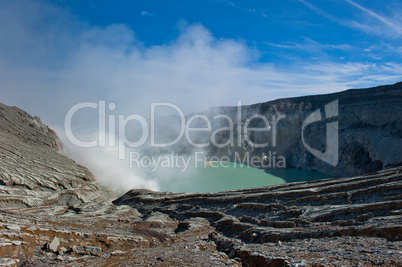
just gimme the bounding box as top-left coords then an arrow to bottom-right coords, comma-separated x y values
113,165 -> 402,265
1,166 -> 400,266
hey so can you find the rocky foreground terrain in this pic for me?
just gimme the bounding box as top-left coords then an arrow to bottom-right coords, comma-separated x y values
0,85 -> 402,266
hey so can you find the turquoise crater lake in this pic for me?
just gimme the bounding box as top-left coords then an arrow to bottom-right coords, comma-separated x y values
151,162 -> 333,193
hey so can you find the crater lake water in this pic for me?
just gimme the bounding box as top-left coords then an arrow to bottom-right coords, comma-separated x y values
147,162 -> 333,193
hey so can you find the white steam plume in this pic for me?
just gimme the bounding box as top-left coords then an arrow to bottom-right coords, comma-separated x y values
56,129 -> 159,195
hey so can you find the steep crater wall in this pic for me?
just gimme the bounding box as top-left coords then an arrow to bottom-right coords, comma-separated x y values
159,82 -> 402,177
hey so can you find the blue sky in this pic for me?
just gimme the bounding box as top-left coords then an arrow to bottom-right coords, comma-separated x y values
1,0 -> 402,126
58,0 -> 402,64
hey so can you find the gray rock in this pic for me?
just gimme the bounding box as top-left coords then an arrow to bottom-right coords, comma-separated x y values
49,237 -> 60,253
0,102 -> 116,208
6,225 -> 21,232
72,245 -> 102,256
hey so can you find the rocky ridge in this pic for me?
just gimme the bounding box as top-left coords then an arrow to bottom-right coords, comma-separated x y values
0,102 -> 115,208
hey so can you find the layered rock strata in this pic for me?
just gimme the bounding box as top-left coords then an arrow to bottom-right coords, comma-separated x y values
114,165 -> 402,266
0,103 -> 115,208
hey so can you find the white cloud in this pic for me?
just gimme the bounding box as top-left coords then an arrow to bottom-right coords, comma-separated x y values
345,0 -> 402,36
213,0 -> 268,18
265,38 -> 353,57
298,0 -> 402,38
140,10 -> 154,17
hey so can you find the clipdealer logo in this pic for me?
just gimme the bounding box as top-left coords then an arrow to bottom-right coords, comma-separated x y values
302,100 -> 339,166
64,100 -> 339,168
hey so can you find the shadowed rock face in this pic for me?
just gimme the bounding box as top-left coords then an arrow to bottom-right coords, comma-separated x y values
0,82 -> 402,266
257,82 -> 402,176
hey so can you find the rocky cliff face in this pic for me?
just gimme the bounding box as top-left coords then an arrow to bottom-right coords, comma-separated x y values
0,103 -> 115,208
0,87 -> 401,266
183,82 -> 402,177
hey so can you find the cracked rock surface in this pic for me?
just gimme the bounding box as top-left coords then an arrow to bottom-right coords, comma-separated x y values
115,166 -> 402,266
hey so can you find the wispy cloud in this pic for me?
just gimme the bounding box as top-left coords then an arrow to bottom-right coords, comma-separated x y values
140,10 -> 155,17
212,0 -> 268,18
296,0 -> 341,22
214,0 -> 239,9
298,0 -> 402,38
266,38 -> 353,54
345,0 -> 402,35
